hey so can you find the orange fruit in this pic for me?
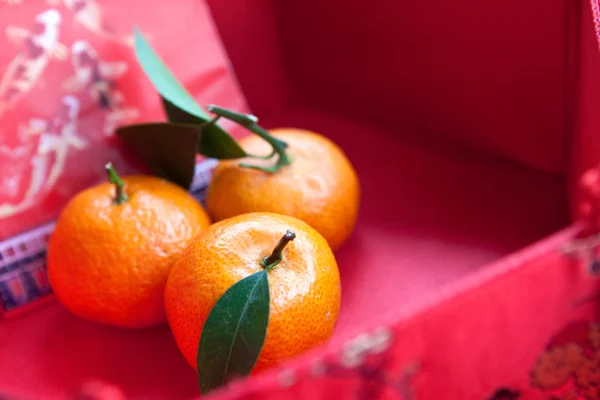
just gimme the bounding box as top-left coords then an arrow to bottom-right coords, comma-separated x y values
47,166 -> 211,328
205,129 -> 360,251
165,212 -> 341,373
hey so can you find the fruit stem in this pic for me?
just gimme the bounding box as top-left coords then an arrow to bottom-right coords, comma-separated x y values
261,230 -> 296,271
206,104 -> 292,173
105,162 -> 128,205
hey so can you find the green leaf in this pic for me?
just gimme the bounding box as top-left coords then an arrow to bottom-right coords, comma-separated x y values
197,120 -> 247,159
161,99 -> 245,159
162,98 -> 206,125
134,28 -> 208,121
132,28 -> 247,160
197,270 -> 270,395
116,123 -> 200,190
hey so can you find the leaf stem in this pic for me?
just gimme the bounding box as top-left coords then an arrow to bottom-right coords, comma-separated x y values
105,162 -> 128,205
206,104 -> 292,173
204,115 -> 221,128
260,230 -> 296,271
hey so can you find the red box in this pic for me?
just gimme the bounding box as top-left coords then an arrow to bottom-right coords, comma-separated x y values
2,0 -> 600,399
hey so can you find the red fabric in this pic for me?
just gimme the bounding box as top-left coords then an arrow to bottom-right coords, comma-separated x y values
261,108 -> 569,336
206,0 -> 289,118
209,225 -> 595,400
271,0 -> 570,176
0,0 -> 249,241
571,0 -> 600,220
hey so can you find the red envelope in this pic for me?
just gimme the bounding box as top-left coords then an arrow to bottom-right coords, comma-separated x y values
0,0 -> 249,241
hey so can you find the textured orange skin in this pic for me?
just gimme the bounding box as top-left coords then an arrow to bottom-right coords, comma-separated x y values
47,176 -> 211,328
164,212 -> 341,373
205,129 -> 360,251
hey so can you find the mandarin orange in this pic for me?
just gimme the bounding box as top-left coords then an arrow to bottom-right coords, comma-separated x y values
164,212 -> 341,373
47,164 -> 211,328
205,128 -> 360,251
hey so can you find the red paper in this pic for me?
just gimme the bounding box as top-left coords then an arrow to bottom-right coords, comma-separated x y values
0,0 -> 249,241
